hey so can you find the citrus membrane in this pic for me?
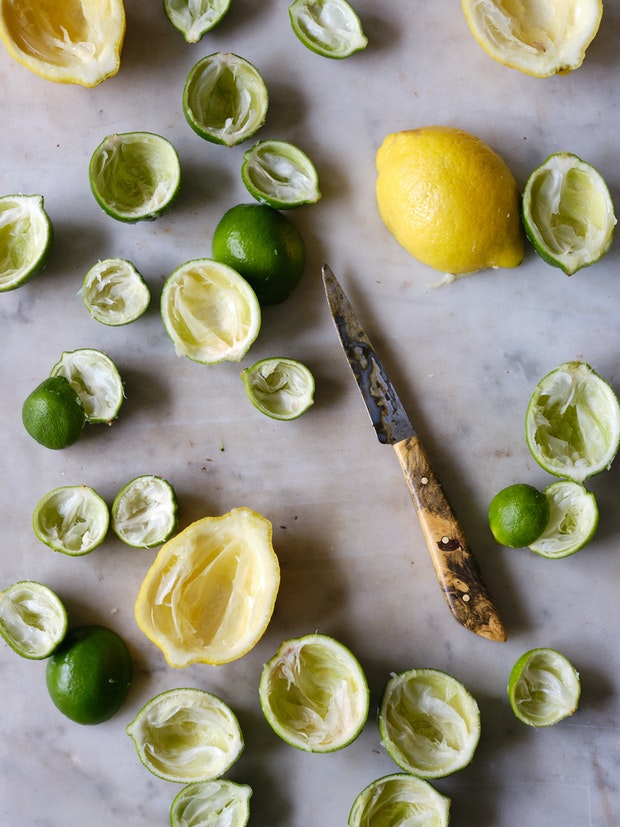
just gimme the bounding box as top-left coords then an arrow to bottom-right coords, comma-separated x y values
525,361 -> 620,483
241,139 -> 322,209
289,0 -> 368,59
46,624 -> 132,725
507,647 -> 581,727
522,152 -> 616,275
379,668 -> 481,779
0,581 -> 67,660
0,194 -> 52,292
127,688 -> 243,783
22,375 -> 86,450
488,483 -> 550,548
241,357 -> 315,420
50,348 -> 124,424
348,773 -> 451,827
82,258 -> 150,326
134,508 -> 280,667
33,485 -> 109,556
529,480 -> 598,559
461,0 -> 603,78
164,0 -> 231,43
161,258 -> 261,364
259,633 -> 369,753
89,132 -> 181,222
0,0 -> 126,87
183,52 -> 268,147
170,779 -> 252,827
111,475 -> 178,548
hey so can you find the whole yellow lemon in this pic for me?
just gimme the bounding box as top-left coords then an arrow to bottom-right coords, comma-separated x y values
376,126 -> 524,277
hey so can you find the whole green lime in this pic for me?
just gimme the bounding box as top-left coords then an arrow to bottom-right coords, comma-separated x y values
488,483 -> 550,548
46,625 -> 132,725
22,375 -> 86,449
212,203 -> 305,305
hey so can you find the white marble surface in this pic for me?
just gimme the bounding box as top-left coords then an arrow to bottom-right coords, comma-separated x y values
1,2 -> 620,825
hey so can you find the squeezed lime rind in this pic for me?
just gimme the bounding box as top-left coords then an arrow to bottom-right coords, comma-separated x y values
528,480 -> 598,558
111,475 -> 178,548
163,0 -> 231,43
0,194 -> 52,292
241,357 -> 315,420
348,773 -> 451,827
33,485 -> 110,556
241,139 -> 322,209
507,647 -> 581,727
170,779 -> 252,827
289,0 -> 368,59
0,580 -> 67,660
50,348 -> 124,424
82,258 -> 150,326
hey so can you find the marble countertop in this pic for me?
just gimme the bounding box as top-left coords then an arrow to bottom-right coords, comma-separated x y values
2,2 -> 619,825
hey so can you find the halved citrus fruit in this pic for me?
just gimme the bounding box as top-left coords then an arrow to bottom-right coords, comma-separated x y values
50,348 -> 124,425
134,508 -> 280,667
127,688 -> 243,782
33,485 -> 109,556
379,668 -> 480,779
241,139 -> 322,209
82,258 -> 150,326
348,773 -> 450,827
0,580 -> 67,660
111,475 -> 178,548
241,357 -> 315,420
0,194 -> 52,292
259,633 -> 369,753
507,647 -> 581,727
289,0 -> 368,59
529,480 -> 598,558
170,779 -> 252,827
525,361 -> 620,483
164,0 -> 231,43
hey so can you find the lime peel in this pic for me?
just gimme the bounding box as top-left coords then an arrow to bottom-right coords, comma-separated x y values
508,647 -> 581,727
289,0 -> 368,59
111,475 -> 178,548
529,480 -> 598,558
0,194 -> 52,291
170,779 -> 252,827
242,139 -> 322,209
33,485 -> 110,556
50,348 -> 124,425
348,773 -> 450,827
82,258 -> 150,326
241,357 -> 315,420
164,0 -> 231,43
0,581 -> 67,660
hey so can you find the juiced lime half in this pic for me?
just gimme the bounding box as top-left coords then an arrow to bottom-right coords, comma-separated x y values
379,668 -> 480,779
508,647 -> 581,727
0,194 -> 52,291
82,258 -> 150,326
522,152 -> 616,275
241,140 -> 322,209
241,357 -> 315,420
259,633 -> 369,753
164,0 -> 231,43
33,485 -> 109,556
0,581 -> 67,660
525,361 -> 620,483
348,773 -> 450,827
183,52 -> 268,147
111,475 -> 178,548
127,688 -> 244,783
170,779 -> 252,827
529,480 -> 598,558
161,258 -> 261,364
289,0 -> 368,58
89,132 -> 181,222
50,348 -> 124,424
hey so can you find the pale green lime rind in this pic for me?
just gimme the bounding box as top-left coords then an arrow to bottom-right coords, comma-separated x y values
170,779 -> 252,827
241,357 -> 315,420
50,348 -> 124,424
348,773 -> 451,827
82,258 -> 150,326
289,0 -> 368,59
127,688 -> 244,783
522,152 -> 616,275
525,361 -> 620,483
89,132 -> 181,222
507,647 -> 581,728
0,194 -> 53,291
183,53 -> 268,147
0,581 -> 67,660
161,258 -> 261,364
259,633 -> 370,753
241,140 -> 322,209
111,475 -> 179,548
33,485 -> 110,556
164,0 -> 231,43
529,480 -> 598,559
379,668 -> 481,779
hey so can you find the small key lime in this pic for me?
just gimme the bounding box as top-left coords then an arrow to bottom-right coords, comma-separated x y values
22,376 -> 86,450
488,483 -> 550,548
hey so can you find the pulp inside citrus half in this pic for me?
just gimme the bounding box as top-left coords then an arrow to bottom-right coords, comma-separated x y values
241,140 -> 322,209
164,0 -> 231,43
33,485 -> 110,556
507,647 -> 581,727
112,475 -> 178,548
0,581 -> 67,660
170,779 -> 252,827
348,773 -> 450,827
241,357 -> 315,420
82,258 -> 150,326
50,348 -> 124,424
289,0 -> 368,59
0,194 -> 52,291
528,480 -> 598,558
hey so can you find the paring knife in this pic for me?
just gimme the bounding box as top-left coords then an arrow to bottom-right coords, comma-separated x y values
322,263 -> 506,642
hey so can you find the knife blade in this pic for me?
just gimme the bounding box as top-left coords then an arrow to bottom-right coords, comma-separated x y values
322,263 -> 505,642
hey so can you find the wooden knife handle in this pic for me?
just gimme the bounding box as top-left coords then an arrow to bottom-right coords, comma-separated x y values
393,435 -> 506,642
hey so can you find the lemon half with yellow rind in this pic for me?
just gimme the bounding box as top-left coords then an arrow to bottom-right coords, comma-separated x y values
134,508 -> 280,667
507,647 -> 581,727
522,152 -> 616,275
0,580 -> 67,660
529,480 -> 598,558
170,779 -> 252,827
289,0 -> 368,59
50,348 -> 124,424
0,0 -> 126,87
33,485 -> 110,556
127,688 -> 244,782
461,0 -> 603,78
348,773 -> 450,827
164,0 -> 231,43
0,194 -> 52,292
525,361 -> 620,483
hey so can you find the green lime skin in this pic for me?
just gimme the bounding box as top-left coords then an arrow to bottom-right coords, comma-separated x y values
22,375 -> 86,449
212,204 -> 305,305
46,625 -> 132,725
488,483 -> 550,548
